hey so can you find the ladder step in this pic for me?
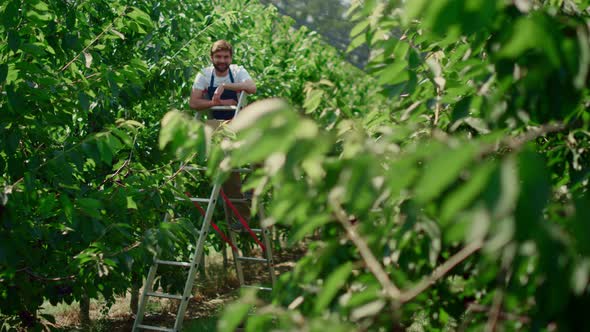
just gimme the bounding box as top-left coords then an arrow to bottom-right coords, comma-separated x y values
228,227 -> 262,234
242,285 -> 273,291
228,198 -> 249,203
155,260 -> 192,268
237,256 -> 268,263
136,324 -> 175,332
146,292 -> 183,300
175,196 -> 211,203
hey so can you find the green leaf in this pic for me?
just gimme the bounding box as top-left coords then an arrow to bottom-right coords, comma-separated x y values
32,1 -> 49,11
347,33 -> 366,53
377,61 -> 409,86
440,160 -> 496,224
304,89 -> 324,114
77,198 -> 102,219
3,0 -> 20,28
26,10 -> 52,22
404,0 -> 429,23
350,19 -> 369,38
572,259 -> 590,295
498,16 -> 560,66
218,289 -> 255,331
291,214 -> 331,243
60,195 -> 73,223
493,156 -> 519,218
97,139 -> 113,164
159,111 -> 188,150
513,148 -> 550,241
39,195 -> 58,217
78,91 -> 90,112
8,31 -> 20,51
127,7 -> 153,28
415,143 -> 477,204
126,196 -> 138,210
314,262 -> 353,313
573,197 -> 590,255
574,27 -> 590,89
388,157 -> 419,200
0,64 -> 8,84
110,128 -> 133,146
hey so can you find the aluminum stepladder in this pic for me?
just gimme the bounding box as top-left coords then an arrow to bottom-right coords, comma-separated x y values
133,92 -> 276,332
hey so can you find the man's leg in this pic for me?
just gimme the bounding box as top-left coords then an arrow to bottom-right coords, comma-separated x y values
223,171 -> 251,223
204,119 -> 251,228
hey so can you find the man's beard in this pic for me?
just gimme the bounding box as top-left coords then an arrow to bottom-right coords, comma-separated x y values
213,63 -> 229,72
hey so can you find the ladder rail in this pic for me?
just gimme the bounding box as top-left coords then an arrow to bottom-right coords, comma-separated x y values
222,191 -> 276,290
234,91 -> 246,117
133,89 -> 280,330
133,214 -> 172,332
132,263 -> 159,331
223,201 -> 245,285
173,182 -> 222,331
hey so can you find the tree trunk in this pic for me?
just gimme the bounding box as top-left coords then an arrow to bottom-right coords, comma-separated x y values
222,242 -> 228,269
79,293 -> 90,326
130,272 -> 141,314
198,254 -> 206,279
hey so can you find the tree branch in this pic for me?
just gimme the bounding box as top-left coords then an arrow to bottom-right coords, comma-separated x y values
486,287 -> 505,332
329,198 -> 402,300
400,240 -> 483,303
467,303 -> 531,324
478,122 -> 568,158
17,268 -> 76,282
157,156 -> 195,190
59,7 -> 128,72
100,133 -> 137,187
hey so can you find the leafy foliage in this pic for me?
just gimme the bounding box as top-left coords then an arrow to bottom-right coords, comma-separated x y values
2,0 -> 590,331
206,0 -> 589,331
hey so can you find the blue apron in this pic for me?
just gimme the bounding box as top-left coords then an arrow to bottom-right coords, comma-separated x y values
208,70 -> 238,120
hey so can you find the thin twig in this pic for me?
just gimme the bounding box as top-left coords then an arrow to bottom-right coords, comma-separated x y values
18,268 -> 75,282
157,156 -> 196,190
329,198 -> 402,300
486,252 -> 515,331
434,87 -> 441,126
105,241 -> 141,257
70,72 -> 101,85
101,159 -> 130,187
400,240 -> 483,303
100,133 -> 138,187
505,122 -> 567,150
60,6 -> 128,72
486,288 -> 505,332
468,303 -> 531,324
478,122 -> 568,158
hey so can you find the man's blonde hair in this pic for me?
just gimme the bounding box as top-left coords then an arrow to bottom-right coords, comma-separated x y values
210,40 -> 233,56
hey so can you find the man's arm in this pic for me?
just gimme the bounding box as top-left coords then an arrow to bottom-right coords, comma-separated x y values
221,79 -> 256,94
189,89 -> 236,110
210,80 -> 256,99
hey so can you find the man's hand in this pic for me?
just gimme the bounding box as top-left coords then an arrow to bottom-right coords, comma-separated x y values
212,84 -> 225,105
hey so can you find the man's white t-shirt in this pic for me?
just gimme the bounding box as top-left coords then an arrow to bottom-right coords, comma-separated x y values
192,64 -> 252,92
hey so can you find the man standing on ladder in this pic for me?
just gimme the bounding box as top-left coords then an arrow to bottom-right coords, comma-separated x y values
189,39 -> 256,231
133,42 -> 273,331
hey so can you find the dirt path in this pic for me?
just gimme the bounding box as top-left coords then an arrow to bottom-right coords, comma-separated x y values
52,245 -> 305,331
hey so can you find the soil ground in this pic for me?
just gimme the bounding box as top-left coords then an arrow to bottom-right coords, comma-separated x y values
42,244 -> 306,332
